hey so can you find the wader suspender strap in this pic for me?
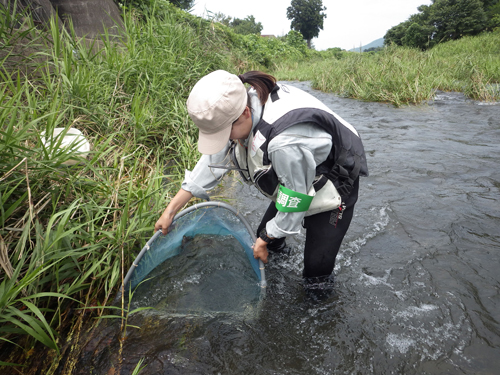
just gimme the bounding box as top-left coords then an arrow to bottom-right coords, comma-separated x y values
270,85 -> 280,102
326,149 -> 361,196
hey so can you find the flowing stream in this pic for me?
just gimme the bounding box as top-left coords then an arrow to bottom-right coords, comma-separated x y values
71,82 -> 500,375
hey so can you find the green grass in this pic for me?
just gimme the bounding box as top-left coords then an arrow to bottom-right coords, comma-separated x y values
2,0 -> 499,371
0,2 -> 235,369
0,0 -> 311,369
272,32 -> 500,106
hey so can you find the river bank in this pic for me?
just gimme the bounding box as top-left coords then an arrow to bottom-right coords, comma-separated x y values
1,2 -> 500,371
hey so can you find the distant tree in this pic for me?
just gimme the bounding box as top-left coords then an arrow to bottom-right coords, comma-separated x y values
492,14 -> 500,28
168,0 -> 195,10
486,0 -> 500,29
211,12 -> 232,27
384,20 -> 411,46
363,46 -> 383,53
485,0 -> 500,29
429,0 -> 487,42
231,15 -> 263,35
401,23 -> 433,49
286,0 -> 327,48
385,0 -> 490,49
116,0 -> 194,12
209,12 -> 262,35
385,4 -> 432,48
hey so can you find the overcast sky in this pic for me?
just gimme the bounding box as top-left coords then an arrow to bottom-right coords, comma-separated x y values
191,0 -> 432,50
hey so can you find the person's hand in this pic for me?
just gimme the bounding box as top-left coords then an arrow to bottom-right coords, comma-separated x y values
252,238 -> 269,263
154,189 -> 193,235
154,211 -> 174,235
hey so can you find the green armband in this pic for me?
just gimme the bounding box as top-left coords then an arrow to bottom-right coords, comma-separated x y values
275,185 -> 313,212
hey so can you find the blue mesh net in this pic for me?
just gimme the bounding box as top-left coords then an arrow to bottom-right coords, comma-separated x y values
127,205 -> 261,291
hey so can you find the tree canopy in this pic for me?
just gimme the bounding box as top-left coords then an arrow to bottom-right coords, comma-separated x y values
169,0 -> 195,10
210,13 -> 263,35
116,0 -> 195,12
384,0 -> 499,50
231,15 -> 263,35
286,0 -> 327,48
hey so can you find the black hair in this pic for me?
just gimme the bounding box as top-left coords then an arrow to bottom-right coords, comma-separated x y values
238,71 -> 277,106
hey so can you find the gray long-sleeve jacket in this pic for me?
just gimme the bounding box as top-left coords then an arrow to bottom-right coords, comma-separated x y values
181,90 -> 332,239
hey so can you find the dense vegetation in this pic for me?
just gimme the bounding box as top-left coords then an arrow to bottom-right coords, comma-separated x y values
0,0 -> 499,372
212,13 -> 264,36
384,0 -> 500,50
275,31 -> 500,106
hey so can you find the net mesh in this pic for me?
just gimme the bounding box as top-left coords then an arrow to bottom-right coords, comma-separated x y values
128,205 -> 260,291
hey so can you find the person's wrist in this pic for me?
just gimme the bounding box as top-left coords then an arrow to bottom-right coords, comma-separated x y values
163,208 -> 175,218
259,228 -> 275,244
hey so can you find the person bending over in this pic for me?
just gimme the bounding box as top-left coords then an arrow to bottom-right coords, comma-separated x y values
155,70 -> 368,291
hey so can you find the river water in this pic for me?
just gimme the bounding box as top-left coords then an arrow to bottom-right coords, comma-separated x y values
71,82 -> 500,374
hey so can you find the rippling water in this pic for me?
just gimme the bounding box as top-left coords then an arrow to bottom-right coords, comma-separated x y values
72,83 -> 500,374
130,234 -> 262,315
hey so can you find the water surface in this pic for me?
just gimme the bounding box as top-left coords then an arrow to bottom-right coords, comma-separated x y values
72,83 -> 500,374
131,234 -> 262,315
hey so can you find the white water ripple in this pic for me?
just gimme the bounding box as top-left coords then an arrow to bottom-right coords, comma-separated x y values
336,204 -> 391,272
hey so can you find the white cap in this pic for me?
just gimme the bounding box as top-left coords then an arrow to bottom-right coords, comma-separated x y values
186,70 -> 247,154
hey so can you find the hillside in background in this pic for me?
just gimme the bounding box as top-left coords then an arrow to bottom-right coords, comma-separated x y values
349,37 -> 384,52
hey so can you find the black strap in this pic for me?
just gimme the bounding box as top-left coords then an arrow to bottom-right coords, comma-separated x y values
326,151 -> 361,196
270,85 -> 280,102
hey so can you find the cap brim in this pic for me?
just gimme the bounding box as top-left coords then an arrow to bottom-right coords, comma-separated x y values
198,124 -> 232,155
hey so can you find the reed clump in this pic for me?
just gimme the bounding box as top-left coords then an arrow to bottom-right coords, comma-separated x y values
272,32 -> 500,106
0,2 -> 239,370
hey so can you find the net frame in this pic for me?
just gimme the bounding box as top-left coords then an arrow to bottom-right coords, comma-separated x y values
122,201 -> 267,297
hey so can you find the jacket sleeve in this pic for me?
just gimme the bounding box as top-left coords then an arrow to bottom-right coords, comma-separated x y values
181,142 -> 231,200
265,126 -> 332,238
